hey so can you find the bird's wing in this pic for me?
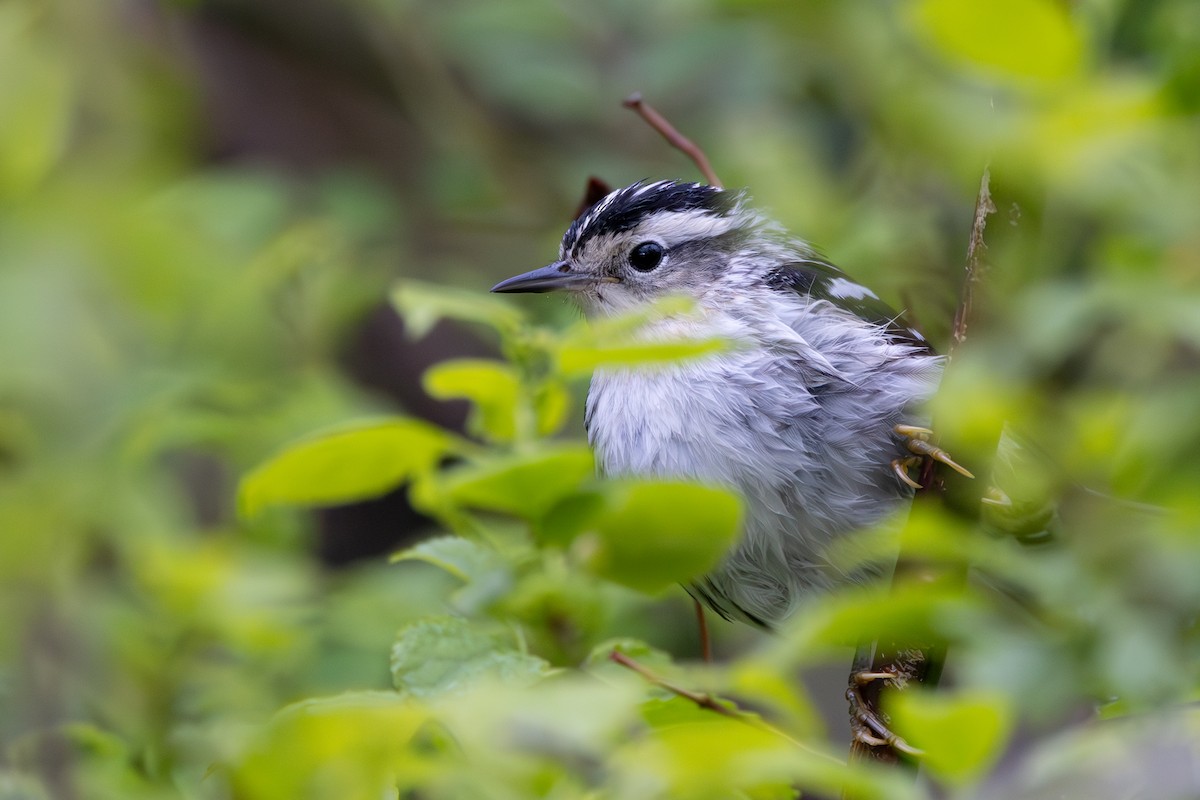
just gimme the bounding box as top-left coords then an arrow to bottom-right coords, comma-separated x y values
762,259 -> 932,353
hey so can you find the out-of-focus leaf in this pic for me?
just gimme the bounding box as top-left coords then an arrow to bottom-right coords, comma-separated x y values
390,535 -> 503,581
729,659 -> 824,738
584,638 -> 677,681
392,535 -> 514,615
553,296 -> 729,376
391,279 -> 526,339
390,617 -> 551,698
909,0 -> 1083,82
609,715 -> 882,800
0,8 -> 72,197
886,689 -> 1014,786
239,418 -> 454,517
233,691 -> 430,800
557,336 -> 727,377
424,358 -> 521,442
435,446 -> 595,519
550,480 -> 741,595
777,582 -> 980,660
533,380 -> 570,436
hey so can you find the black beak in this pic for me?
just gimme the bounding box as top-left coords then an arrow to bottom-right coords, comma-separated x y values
490,261 -> 592,294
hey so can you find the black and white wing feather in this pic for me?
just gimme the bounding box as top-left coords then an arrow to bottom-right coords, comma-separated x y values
763,260 -> 931,352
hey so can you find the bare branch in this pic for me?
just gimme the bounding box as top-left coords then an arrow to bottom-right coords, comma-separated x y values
623,93 -> 723,187
951,168 -> 997,354
609,649 -> 842,764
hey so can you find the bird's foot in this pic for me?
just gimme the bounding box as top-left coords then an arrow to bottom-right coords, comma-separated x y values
847,671 -> 924,756
891,456 -> 924,489
893,424 -> 974,487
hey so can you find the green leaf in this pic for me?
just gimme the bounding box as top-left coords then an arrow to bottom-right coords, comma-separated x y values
391,279 -> 526,339
610,716 -> 801,800
533,380 -> 570,436
553,296 -> 728,376
557,480 -> 741,595
781,582 -> 977,656
886,689 -> 1014,786
909,0 -> 1083,83
392,535 -> 514,615
239,417 -> 453,517
0,8 -> 73,197
557,337 -> 727,377
234,691 -> 430,800
437,446 -> 595,519
584,638 -> 676,677
390,535 -> 503,580
424,358 -> 521,442
391,616 -> 551,698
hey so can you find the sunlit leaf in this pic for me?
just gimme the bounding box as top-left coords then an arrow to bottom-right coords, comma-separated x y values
533,380 -> 571,436
886,689 -> 1014,786
557,337 -> 728,377
424,358 -> 520,442
239,418 -> 454,517
234,691 -> 431,800
391,279 -> 526,339
552,480 -> 741,595
391,617 -> 552,698
553,296 -> 729,376
610,716 -> 848,800
436,446 -> 595,519
909,0 -> 1083,82
0,8 -> 73,197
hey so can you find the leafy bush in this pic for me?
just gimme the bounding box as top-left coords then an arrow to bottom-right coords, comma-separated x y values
4,0 -> 1200,798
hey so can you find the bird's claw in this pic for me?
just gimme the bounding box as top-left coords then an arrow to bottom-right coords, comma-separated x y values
893,424 -> 975,481
891,456 -> 924,489
847,671 -> 924,757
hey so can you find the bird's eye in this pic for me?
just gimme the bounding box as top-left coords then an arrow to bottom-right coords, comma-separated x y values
628,241 -> 664,272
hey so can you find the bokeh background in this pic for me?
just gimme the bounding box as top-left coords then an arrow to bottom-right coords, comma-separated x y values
4,0 -> 1200,797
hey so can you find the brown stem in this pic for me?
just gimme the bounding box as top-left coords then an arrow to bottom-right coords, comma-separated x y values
846,168 -> 998,771
610,649 -> 737,718
693,598 -> 713,664
623,93 -> 723,188
609,648 -> 841,764
951,168 -> 996,355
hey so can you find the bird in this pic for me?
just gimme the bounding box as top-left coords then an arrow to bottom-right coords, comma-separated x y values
491,179 -> 970,627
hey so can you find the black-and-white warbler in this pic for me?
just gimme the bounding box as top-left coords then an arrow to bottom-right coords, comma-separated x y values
493,180 -> 970,626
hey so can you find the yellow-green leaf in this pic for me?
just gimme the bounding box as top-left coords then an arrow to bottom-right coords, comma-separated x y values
557,338 -> 727,377
391,279 -> 526,339
909,0 -> 1083,83
424,359 -> 521,442
563,480 -> 742,595
438,446 -> 595,519
886,689 -> 1014,785
239,418 -> 452,517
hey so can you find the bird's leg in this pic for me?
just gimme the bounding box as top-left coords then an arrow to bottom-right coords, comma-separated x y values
893,424 -> 974,484
846,670 -> 924,756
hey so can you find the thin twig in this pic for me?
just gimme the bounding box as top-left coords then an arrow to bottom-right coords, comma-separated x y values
951,168 -> 996,354
845,168 -> 998,770
693,598 -> 713,663
623,93 -> 723,187
609,649 -> 842,764
610,649 -> 737,718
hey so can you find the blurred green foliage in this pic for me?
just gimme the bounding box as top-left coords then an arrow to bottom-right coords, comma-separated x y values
3,0 -> 1200,798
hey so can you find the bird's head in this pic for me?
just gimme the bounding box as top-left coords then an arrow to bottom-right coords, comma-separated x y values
491,180 -> 764,315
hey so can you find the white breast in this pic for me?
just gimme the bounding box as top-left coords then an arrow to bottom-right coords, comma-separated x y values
584,296 -> 942,624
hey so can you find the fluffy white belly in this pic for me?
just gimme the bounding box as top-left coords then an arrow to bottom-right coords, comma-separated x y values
585,344 -> 936,625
